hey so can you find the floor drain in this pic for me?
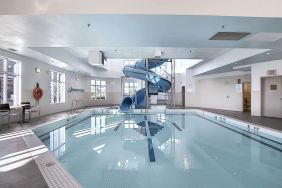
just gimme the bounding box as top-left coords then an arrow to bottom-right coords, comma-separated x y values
44,162 -> 55,167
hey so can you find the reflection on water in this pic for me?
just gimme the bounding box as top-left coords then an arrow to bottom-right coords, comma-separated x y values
49,126 -> 65,158
157,113 -> 166,122
40,113 -> 282,188
91,115 -> 106,135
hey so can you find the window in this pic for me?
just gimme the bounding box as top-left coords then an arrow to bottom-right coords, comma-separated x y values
0,56 -> 21,106
50,70 -> 65,104
123,81 -> 138,96
91,80 -> 106,100
124,59 -> 138,66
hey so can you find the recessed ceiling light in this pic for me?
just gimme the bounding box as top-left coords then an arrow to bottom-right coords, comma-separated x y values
266,52 -> 271,55
35,67 -> 41,73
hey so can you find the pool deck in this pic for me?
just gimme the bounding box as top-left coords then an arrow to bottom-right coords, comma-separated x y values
187,107 -> 282,132
0,110 -> 81,188
0,106 -> 281,187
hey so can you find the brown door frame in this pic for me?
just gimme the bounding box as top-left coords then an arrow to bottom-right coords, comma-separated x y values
242,82 -> 251,112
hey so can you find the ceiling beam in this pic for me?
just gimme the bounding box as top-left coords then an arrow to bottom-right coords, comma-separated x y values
30,47 -> 98,76
191,48 -> 270,76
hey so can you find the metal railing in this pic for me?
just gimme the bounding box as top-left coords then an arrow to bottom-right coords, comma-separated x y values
71,100 -> 89,114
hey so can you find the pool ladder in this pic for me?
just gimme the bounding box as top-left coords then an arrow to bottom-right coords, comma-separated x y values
71,100 -> 88,114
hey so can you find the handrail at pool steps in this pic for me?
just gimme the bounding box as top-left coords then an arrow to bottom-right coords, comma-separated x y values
71,99 -> 89,114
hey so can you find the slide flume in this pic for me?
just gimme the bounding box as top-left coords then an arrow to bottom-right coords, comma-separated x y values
120,59 -> 171,112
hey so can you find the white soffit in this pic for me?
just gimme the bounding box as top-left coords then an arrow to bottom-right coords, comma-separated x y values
246,32 -> 282,42
1,0 -> 282,17
192,48 -> 270,76
175,59 -> 203,73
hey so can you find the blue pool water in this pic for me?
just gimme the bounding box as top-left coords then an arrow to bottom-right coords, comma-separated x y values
38,113 -> 282,188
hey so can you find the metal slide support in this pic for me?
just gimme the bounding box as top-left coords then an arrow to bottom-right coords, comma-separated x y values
145,59 -> 149,109
169,59 -> 176,108
172,59 -> 176,108
170,60 -> 173,107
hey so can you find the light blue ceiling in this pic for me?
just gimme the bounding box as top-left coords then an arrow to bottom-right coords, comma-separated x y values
0,14 -> 282,75
0,15 -> 282,48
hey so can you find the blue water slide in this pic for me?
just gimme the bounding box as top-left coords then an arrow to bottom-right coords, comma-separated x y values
119,59 -> 171,112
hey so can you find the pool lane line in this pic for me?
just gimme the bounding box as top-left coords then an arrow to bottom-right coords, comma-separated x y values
196,114 -> 282,152
114,123 -> 121,131
144,115 -> 156,162
147,138 -> 156,162
172,122 -> 182,131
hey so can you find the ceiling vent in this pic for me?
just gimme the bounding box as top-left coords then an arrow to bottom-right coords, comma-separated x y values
209,32 -> 251,40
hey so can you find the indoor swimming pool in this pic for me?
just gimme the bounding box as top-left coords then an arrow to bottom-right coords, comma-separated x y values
35,111 -> 282,188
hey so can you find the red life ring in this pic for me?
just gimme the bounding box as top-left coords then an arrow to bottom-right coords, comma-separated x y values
33,87 -> 43,101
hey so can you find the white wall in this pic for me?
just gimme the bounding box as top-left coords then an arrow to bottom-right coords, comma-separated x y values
85,77 -> 121,106
186,70 -> 251,111
174,72 -> 186,106
251,60 -> 282,116
0,49 -> 122,120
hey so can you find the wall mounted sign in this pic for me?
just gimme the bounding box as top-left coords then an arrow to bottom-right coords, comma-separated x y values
270,84 -> 277,90
235,84 -> 242,93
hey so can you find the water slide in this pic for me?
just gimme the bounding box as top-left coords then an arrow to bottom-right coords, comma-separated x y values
120,59 -> 171,112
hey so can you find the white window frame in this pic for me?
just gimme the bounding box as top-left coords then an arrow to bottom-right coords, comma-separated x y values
91,80 -> 106,100
0,56 -> 21,106
50,70 -> 65,104
123,81 -> 138,97
124,59 -> 137,66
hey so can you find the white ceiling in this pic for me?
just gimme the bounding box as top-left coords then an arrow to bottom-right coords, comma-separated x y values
0,14 -> 282,76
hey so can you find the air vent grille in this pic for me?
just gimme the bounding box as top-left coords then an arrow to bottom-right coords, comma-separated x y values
267,69 -> 277,76
209,32 -> 251,41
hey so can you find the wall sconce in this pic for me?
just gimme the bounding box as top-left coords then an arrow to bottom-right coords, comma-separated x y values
76,77 -> 79,81
35,67 -> 41,73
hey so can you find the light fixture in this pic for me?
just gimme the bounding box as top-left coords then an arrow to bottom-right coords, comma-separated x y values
266,52 -> 271,55
35,67 -> 41,73
50,59 -> 67,68
233,64 -> 251,70
7,48 -> 18,52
